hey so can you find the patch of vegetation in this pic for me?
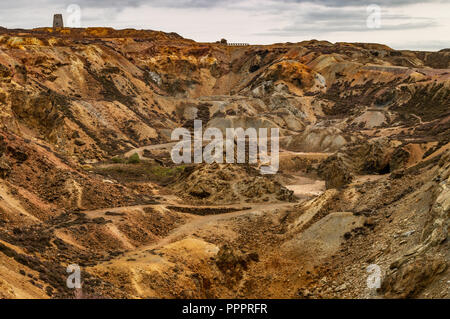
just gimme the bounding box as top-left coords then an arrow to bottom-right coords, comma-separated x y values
127,153 -> 140,164
150,165 -> 185,177
94,162 -> 186,185
111,156 -> 126,164
110,153 -> 143,164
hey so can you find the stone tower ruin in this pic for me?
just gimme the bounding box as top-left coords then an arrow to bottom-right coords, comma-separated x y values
53,14 -> 64,28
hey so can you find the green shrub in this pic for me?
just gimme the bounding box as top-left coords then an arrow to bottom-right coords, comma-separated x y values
111,156 -> 125,163
150,165 -> 185,177
127,153 -> 140,164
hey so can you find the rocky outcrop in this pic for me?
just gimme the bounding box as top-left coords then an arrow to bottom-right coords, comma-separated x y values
318,138 -> 401,189
380,151 -> 449,298
172,164 -> 295,204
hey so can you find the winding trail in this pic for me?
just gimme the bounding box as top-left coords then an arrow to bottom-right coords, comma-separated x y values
124,141 -> 178,158
98,139 -> 327,259
124,136 -> 295,159
149,201 -> 297,251
81,199 -> 297,250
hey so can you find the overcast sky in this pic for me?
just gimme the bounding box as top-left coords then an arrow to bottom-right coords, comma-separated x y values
0,0 -> 448,51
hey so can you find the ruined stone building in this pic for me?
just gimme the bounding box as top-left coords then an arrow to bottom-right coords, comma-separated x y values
53,14 -> 63,28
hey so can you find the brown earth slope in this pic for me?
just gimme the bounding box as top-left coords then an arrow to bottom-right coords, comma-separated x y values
0,27 -> 448,299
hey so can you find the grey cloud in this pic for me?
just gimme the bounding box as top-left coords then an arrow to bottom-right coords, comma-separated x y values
57,0 -> 234,9
281,0 -> 445,7
253,4 -> 439,36
0,0 -> 444,11
73,0 -> 446,8
263,20 -> 437,35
